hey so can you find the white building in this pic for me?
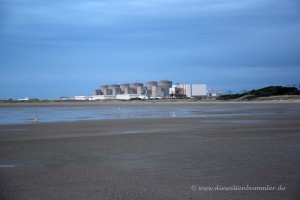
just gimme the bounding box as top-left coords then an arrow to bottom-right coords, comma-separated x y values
92,95 -> 115,100
19,97 -> 29,101
74,96 -> 93,100
170,84 -> 207,97
116,94 -> 140,100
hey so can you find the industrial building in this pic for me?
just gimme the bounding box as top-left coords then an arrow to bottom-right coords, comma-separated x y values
170,84 -> 207,98
74,80 -> 209,100
74,96 -> 93,100
92,80 -> 173,100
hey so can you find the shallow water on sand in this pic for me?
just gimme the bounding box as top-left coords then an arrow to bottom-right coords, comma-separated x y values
0,103 -> 299,125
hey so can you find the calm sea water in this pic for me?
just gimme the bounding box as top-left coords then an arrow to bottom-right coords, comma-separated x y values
0,104 -> 298,125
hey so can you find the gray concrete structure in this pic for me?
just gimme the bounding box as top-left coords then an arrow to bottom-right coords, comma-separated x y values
146,81 -> 157,88
123,87 -> 135,94
158,80 -> 172,97
151,86 -> 164,98
108,84 -> 121,95
130,83 -> 143,89
93,79 -> 174,100
120,84 -> 130,94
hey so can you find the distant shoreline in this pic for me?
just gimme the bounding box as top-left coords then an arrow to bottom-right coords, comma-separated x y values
1,97 -> 300,107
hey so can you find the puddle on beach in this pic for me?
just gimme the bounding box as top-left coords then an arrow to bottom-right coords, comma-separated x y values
112,127 -> 185,135
201,119 -> 263,123
0,128 -> 28,132
0,164 -> 15,168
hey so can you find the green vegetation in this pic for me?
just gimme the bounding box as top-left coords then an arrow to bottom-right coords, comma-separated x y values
218,86 -> 300,101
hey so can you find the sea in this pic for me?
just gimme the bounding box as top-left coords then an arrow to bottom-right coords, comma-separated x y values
0,103 -> 298,125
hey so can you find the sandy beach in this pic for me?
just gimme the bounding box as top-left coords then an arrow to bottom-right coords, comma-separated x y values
0,103 -> 300,200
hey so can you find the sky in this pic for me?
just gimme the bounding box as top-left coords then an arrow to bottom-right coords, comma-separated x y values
0,0 -> 300,99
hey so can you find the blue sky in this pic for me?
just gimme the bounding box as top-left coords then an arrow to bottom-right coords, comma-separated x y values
0,0 -> 300,99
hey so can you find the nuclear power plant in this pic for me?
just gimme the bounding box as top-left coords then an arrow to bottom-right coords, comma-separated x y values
74,79 -> 207,100
93,80 -> 173,100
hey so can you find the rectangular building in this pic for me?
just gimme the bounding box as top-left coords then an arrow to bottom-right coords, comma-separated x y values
191,84 -> 207,97
171,84 -> 207,97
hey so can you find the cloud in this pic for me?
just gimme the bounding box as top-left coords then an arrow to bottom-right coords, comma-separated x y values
3,0 -> 295,27
0,0 -> 300,98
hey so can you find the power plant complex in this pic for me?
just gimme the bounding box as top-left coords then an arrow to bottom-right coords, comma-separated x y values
75,80 -> 207,100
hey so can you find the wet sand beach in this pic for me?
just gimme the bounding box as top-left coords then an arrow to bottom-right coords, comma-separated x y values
0,103 -> 300,199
